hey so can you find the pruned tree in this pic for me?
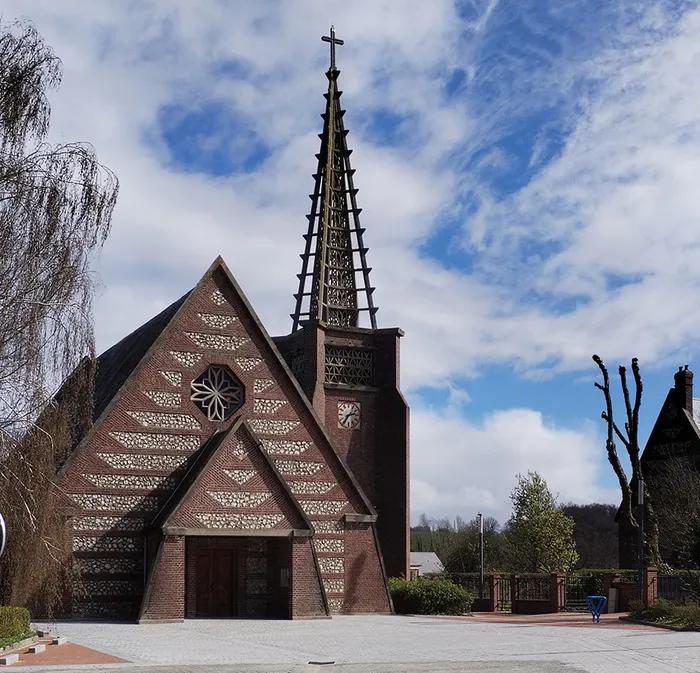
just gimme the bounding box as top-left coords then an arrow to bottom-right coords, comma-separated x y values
504,471 -> 578,573
0,19 -> 118,613
592,355 -> 660,568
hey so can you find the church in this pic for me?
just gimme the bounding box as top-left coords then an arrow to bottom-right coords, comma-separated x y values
55,29 -> 410,621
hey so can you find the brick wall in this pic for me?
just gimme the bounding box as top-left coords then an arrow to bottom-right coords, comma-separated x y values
140,535 -> 185,621
291,537 -> 327,617
344,522 -> 391,613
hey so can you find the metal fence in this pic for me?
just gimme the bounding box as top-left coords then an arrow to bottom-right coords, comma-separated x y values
497,576 -> 511,611
513,575 -> 550,601
658,575 -> 695,601
449,573 -> 490,600
566,574 -> 604,612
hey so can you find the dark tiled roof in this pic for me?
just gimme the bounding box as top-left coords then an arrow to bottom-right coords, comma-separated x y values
93,292 -> 190,421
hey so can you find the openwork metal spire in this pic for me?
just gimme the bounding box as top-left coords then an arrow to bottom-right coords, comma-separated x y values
291,27 -> 377,331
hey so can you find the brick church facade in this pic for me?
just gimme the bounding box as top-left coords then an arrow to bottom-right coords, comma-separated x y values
54,30 -> 409,621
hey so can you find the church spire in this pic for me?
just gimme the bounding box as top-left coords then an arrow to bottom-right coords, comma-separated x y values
291,27 -> 378,332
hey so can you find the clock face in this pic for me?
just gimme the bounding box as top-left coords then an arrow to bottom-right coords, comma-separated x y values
337,401 -> 361,429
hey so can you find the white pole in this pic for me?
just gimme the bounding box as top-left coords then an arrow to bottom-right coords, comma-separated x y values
478,512 -> 484,598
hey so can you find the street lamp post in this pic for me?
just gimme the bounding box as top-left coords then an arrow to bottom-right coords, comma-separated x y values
637,478 -> 645,601
478,512 -> 484,599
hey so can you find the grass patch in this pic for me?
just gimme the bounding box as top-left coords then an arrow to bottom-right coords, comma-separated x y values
0,631 -> 34,649
629,598 -> 700,628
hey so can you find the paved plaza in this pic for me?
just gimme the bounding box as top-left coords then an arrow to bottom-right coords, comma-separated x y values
13,614 -> 699,673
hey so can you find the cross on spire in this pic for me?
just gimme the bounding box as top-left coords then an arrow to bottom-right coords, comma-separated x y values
321,25 -> 344,71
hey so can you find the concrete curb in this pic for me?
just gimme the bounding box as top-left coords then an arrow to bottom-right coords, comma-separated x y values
619,616 -> 700,632
0,634 -> 38,655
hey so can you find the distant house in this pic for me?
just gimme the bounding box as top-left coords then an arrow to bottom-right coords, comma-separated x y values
409,552 -> 445,579
617,365 -> 700,567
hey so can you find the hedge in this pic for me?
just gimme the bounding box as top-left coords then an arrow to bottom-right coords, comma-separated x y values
389,576 -> 472,615
0,607 -> 32,649
629,598 -> 700,628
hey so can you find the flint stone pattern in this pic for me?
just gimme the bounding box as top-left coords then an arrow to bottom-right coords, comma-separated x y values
289,481 -> 335,495
170,351 -> 202,367
223,469 -> 256,485
70,493 -> 161,512
323,578 -> 345,594
211,289 -> 227,306
247,557 -> 267,573
299,500 -> 347,516
97,452 -> 188,471
73,601 -> 134,619
253,379 -> 275,393
248,419 -> 299,435
74,557 -> 139,575
126,411 -> 200,430
318,557 -> 345,574
261,439 -> 309,455
82,473 -> 176,490
72,516 -> 144,532
74,580 -> 141,597
185,332 -> 248,351
246,579 -> 267,595
253,399 -> 287,414
328,598 -> 343,613
73,536 -> 141,552
232,440 -> 247,459
143,390 -> 181,408
207,491 -> 270,508
198,313 -> 237,329
109,431 -> 200,452
160,371 -> 182,387
313,538 -> 344,553
235,357 -> 262,372
273,460 -> 323,476
196,513 -> 283,529
314,520 -> 345,534
246,598 -> 267,616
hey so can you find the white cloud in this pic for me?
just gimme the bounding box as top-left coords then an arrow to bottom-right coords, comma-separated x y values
7,0 -> 700,519
410,404 -> 620,524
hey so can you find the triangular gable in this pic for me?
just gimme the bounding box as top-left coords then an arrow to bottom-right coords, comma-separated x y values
155,418 -> 313,534
641,390 -> 700,464
616,388 -> 700,522
59,257 -> 375,520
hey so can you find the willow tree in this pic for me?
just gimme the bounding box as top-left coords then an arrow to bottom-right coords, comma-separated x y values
0,20 -> 118,612
592,355 -> 660,569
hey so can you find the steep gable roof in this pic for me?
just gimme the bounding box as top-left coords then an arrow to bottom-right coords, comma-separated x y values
59,257 -> 376,517
93,292 -> 190,420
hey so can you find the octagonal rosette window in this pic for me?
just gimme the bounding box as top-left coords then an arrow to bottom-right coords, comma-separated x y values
191,365 -> 244,421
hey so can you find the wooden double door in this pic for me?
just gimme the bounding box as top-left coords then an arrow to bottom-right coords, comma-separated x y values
195,548 -> 237,618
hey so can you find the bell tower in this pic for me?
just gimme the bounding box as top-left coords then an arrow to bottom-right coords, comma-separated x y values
274,27 -> 409,579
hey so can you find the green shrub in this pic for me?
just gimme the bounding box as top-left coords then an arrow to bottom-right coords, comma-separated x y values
629,598 -> 700,628
389,576 -> 472,615
0,607 -> 32,648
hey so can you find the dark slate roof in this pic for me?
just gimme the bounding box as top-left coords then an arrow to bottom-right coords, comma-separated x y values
93,291 -> 190,421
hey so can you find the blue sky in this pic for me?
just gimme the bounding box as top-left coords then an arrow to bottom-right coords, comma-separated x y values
12,0 -> 700,524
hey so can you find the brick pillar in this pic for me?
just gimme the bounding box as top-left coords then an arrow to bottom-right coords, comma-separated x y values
643,567 -> 658,606
510,575 -> 519,614
550,573 -> 566,613
488,575 -> 501,612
